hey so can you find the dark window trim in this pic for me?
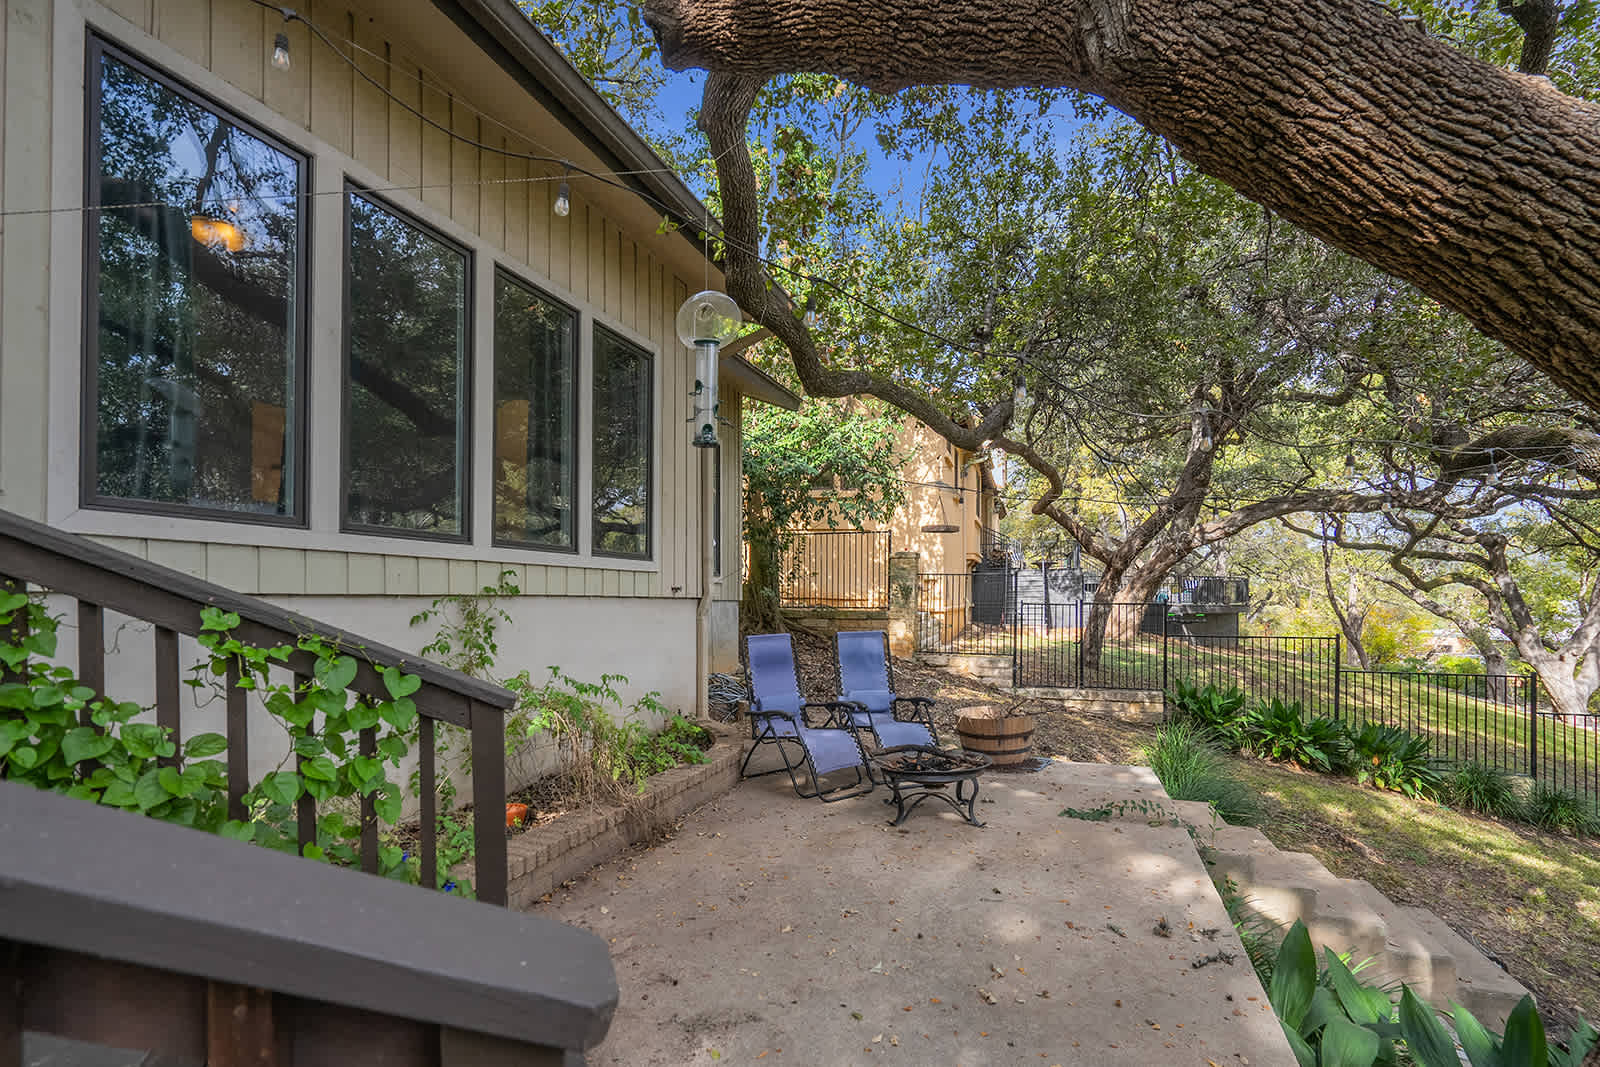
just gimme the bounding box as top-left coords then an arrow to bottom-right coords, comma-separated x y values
489,264 -> 580,555
80,34 -> 312,528
712,441 -> 722,577
340,182 -> 474,544
590,323 -> 653,562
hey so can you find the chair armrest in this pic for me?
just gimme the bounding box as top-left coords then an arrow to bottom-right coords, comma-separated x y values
800,700 -> 857,728
890,695 -> 935,722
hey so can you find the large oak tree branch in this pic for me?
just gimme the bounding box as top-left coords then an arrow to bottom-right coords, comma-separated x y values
699,71 -> 1014,450
649,0 -> 1600,413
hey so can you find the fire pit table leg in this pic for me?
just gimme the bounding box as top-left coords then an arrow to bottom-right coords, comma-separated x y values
956,776 -> 984,827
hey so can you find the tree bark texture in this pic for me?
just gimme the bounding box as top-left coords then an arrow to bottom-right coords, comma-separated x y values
646,0 -> 1600,414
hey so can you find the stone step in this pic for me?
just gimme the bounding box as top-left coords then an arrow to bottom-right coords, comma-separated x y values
1201,824 -> 1277,888
1398,907 -> 1531,1031
1236,851 -> 1389,962
1340,880 -> 1456,1003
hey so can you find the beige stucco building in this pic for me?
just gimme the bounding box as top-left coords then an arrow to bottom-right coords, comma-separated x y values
0,0 -> 797,729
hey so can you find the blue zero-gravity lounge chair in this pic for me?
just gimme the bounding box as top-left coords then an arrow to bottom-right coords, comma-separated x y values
741,633 -> 874,802
835,630 -> 938,750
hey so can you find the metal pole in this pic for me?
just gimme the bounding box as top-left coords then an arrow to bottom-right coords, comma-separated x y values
1332,635 -> 1342,722
1526,670 -> 1539,780
1011,569 -> 1020,688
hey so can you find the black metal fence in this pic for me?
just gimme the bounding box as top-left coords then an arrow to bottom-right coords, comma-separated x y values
912,573 -> 1598,804
1166,633 -> 1340,713
778,530 -> 892,609
1014,602 -> 1165,690
1338,670 -> 1597,804
916,571 -> 1015,655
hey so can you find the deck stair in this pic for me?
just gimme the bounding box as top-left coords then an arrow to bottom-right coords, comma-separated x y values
1163,799 -> 1530,1029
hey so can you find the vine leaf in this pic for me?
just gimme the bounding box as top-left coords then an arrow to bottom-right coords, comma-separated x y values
315,654 -> 358,693
383,666 -> 422,699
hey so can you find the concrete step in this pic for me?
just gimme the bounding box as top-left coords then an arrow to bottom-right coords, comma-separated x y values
1399,906 -> 1531,1031
1341,880 -> 1456,1003
1201,824 -> 1277,887
1236,851 -> 1389,963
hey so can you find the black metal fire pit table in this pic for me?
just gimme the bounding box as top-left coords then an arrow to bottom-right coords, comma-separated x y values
869,745 -> 990,827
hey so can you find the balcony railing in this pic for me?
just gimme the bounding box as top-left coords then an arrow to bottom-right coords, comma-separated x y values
0,508 -> 514,904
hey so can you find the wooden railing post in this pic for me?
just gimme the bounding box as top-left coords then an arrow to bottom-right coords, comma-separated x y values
420,718 -> 438,891
0,941 -> 21,1067
206,981 -> 275,1066
155,626 -> 182,767
469,701 -> 507,906
76,601 -> 105,726
226,661 -> 250,823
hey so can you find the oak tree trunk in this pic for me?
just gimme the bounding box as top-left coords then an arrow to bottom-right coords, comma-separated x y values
645,0 -> 1600,414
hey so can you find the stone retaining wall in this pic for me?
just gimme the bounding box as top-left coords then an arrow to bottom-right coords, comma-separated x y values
481,725 -> 744,910
915,652 -> 1014,687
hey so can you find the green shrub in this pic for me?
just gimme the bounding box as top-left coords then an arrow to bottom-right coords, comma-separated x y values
1166,680 -> 1253,750
1249,697 -> 1348,774
1145,721 -> 1259,825
1346,723 -> 1443,799
1445,761 -> 1525,820
1525,783 -> 1600,836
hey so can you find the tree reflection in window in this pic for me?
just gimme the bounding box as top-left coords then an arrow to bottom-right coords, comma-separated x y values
89,43 -> 302,517
344,191 -> 468,537
493,272 -> 577,549
592,327 -> 652,558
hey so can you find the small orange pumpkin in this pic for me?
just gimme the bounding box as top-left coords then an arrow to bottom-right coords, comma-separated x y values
505,802 -> 530,829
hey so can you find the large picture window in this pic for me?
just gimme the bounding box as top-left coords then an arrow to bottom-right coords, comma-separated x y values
343,189 -> 469,538
85,40 -> 305,519
591,327 -> 652,558
493,272 -> 577,550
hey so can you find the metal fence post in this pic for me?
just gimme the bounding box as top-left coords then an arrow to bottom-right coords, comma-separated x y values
1161,611 -> 1169,702
1076,599 -> 1085,689
1332,635 -> 1342,722
1011,570 -> 1021,688
1526,671 -> 1539,780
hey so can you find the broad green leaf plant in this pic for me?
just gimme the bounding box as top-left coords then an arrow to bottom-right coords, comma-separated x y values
1268,919 -> 1598,1067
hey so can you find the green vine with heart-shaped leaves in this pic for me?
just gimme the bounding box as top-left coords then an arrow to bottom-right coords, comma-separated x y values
1,591 -> 469,896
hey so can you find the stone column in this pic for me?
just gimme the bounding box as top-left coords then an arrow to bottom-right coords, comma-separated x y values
886,551 -> 921,659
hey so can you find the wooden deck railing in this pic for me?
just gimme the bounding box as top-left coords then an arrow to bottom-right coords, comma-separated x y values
0,781 -> 616,1065
0,508 -> 514,904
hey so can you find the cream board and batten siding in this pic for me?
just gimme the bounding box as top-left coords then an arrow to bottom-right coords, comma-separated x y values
0,0 -> 743,718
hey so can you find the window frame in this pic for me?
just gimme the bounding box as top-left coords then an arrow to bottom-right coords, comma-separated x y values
79,34 -> 312,527
489,265 -> 581,555
340,181 -> 475,544
589,323 -> 654,562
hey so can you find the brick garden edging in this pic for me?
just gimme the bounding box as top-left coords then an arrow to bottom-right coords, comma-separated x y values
500,723 -> 744,910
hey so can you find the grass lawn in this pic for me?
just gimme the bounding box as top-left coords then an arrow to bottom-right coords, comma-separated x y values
1228,757 -> 1600,1037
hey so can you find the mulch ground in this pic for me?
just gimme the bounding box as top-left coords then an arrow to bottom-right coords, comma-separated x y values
786,628 -> 1154,765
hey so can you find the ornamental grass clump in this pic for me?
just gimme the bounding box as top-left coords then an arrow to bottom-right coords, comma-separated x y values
1525,782 -> 1600,837
1145,721 -> 1259,826
1444,761 -> 1525,821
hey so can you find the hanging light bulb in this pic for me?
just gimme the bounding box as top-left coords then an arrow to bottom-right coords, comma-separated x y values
271,31 -> 291,72
1345,453 -> 1356,474
1013,378 -> 1027,405
553,177 -> 571,217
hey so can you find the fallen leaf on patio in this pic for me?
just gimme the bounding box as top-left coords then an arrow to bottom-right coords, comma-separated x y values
929,998 -> 941,1004
1037,990 -> 1051,998
868,961 -> 886,974
991,963 -> 1005,977
903,1006 -> 913,1012
756,1053 -> 768,1060
872,1034 -> 883,1043
977,987 -> 998,1005
599,906 -> 609,915
781,924 -> 792,933
709,1052 -> 720,1061
890,1036 -> 900,1047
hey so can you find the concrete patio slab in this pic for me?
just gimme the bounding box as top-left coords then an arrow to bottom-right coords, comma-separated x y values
534,759 -> 1294,1066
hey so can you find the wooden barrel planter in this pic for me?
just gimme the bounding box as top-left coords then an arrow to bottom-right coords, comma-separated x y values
956,705 -> 1036,766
